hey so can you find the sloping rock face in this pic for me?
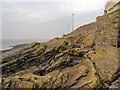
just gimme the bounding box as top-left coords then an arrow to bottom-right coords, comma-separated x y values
96,10 -> 119,47
1,10 -> 120,89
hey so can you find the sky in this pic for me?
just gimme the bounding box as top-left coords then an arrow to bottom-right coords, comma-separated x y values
0,0 -> 107,40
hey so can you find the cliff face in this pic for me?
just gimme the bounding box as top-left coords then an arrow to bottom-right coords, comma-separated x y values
69,10 -> 119,48
1,10 -> 120,89
96,10 -> 119,47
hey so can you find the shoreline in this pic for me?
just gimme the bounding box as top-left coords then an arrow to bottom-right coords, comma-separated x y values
0,43 -> 28,58
1,43 -> 28,52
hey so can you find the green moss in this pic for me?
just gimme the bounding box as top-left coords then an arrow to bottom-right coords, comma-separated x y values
2,59 -> 17,67
3,78 -> 10,88
32,76 -> 50,88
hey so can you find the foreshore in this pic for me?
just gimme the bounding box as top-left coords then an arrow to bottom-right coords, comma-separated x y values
0,44 -> 28,59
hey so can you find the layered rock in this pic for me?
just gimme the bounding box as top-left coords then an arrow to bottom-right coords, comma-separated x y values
1,10 -> 120,89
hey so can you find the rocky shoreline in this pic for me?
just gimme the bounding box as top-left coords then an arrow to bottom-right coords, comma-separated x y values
0,44 -> 28,59
1,8 -> 120,90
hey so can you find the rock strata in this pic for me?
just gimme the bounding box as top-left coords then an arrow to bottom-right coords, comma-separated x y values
1,10 -> 120,89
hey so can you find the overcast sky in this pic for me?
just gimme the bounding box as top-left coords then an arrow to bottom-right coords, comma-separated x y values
1,0 -> 106,40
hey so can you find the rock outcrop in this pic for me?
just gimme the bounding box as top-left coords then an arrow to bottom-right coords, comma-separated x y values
1,10 -> 120,89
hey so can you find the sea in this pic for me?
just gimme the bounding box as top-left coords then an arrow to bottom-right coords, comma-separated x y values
0,39 -> 49,51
